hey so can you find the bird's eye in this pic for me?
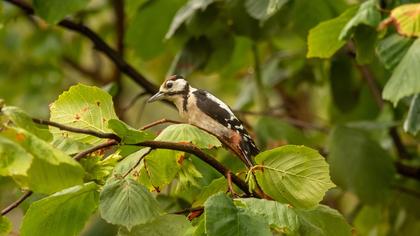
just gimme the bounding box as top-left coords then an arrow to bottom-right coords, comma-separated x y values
166,83 -> 173,89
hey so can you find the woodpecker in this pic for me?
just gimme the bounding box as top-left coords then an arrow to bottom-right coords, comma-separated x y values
147,75 -> 259,167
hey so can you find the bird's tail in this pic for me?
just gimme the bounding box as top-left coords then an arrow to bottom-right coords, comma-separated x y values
239,136 -> 259,167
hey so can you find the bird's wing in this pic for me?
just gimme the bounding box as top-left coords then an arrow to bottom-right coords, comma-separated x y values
193,89 -> 259,162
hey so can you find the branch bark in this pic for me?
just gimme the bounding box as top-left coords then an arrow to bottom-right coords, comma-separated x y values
4,0 -> 159,95
32,118 -> 121,141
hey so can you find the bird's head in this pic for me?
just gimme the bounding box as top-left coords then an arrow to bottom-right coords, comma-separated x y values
147,75 -> 190,103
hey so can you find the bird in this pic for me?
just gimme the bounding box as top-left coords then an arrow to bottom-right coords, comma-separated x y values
147,75 -> 259,167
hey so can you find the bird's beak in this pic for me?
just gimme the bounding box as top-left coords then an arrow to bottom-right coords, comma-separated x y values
147,91 -> 165,103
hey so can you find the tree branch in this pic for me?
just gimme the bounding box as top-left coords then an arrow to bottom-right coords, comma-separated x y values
32,118 -> 121,141
140,118 -> 182,130
1,191 -> 33,216
133,140 -> 260,197
73,140 -> 119,161
4,0 -> 159,95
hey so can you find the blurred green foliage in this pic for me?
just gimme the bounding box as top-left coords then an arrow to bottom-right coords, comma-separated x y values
1,0 -> 420,235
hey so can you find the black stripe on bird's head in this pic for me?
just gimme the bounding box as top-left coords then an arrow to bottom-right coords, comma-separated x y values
147,75 -> 190,103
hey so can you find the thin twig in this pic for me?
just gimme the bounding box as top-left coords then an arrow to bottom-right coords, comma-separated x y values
121,92 -> 148,112
1,191 -> 33,216
171,206 -> 204,215
235,110 -> 328,132
73,140 -> 119,161
122,147 -> 153,178
394,185 -> 420,199
140,118 -> 182,130
32,118 -> 121,141
62,56 -> 105,83
346,42 -> 412,161
4,0 -> 159,95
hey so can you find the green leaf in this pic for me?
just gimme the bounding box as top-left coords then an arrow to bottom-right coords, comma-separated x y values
328,126 -> 396,203
387,3 -> 420,37
0,216 -> 11,236
108,119 -> 154,144
307,7 -> 358,58
0,136 -> 32,177
80,154 -> 120,184
296,205 -> 352,236
254,145 -> 335,209
339,0 -> 381,40
382,38 -> 420,105
1,106 -> 52,141
138,149 -> 181,191
99,178 -> 162,230
20,182 -> 99,236
353,25 -> 377,64
204,193 -> 271,236
404,94 -> 420,135
49,84 -> 118,145
118,214 -> 191,236
235,198 -> 352,236
33,0 -> 91,24
165,0 -> 214,39
245,0 -> 289,21
376,34 -> 414,70
126,0 -> 185,59
1,127 -> 84,194
234,198 -> 300,233
192,177 -> 227,207
112,148 -> 150,178
155,124 -> 221,149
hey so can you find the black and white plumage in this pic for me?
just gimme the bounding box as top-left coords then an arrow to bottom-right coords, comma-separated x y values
148,75 -> 259,167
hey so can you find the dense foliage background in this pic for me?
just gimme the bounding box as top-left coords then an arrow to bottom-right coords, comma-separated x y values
1,0 -> 420,235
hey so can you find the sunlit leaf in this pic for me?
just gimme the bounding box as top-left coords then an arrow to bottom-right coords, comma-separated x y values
1,127 -> 84,194
245,0 -> 288,21
0,216 -> 11,236
307,7 -> 357,58
108,119 -> 154,144
385,3 -> 420,37
50,84 -> 118,145
138,149 -> 181,191
0,136 -> 32,177
404,94 -> 420,135
165,0 -> 215,39
80,154 -> 120,184
204,193 -> 271,236
155,124 -> 221,149
1,106 -> 52,141
328,126 -> 396,203
339,0 -> 381,40
99,178 -> 162,230
33,0 -> 91,24
382,38 -> 420,105
376,34 -> 414,70
254,145 -> 335,209
20,182 -> 99,236
118,214 -> 191,236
